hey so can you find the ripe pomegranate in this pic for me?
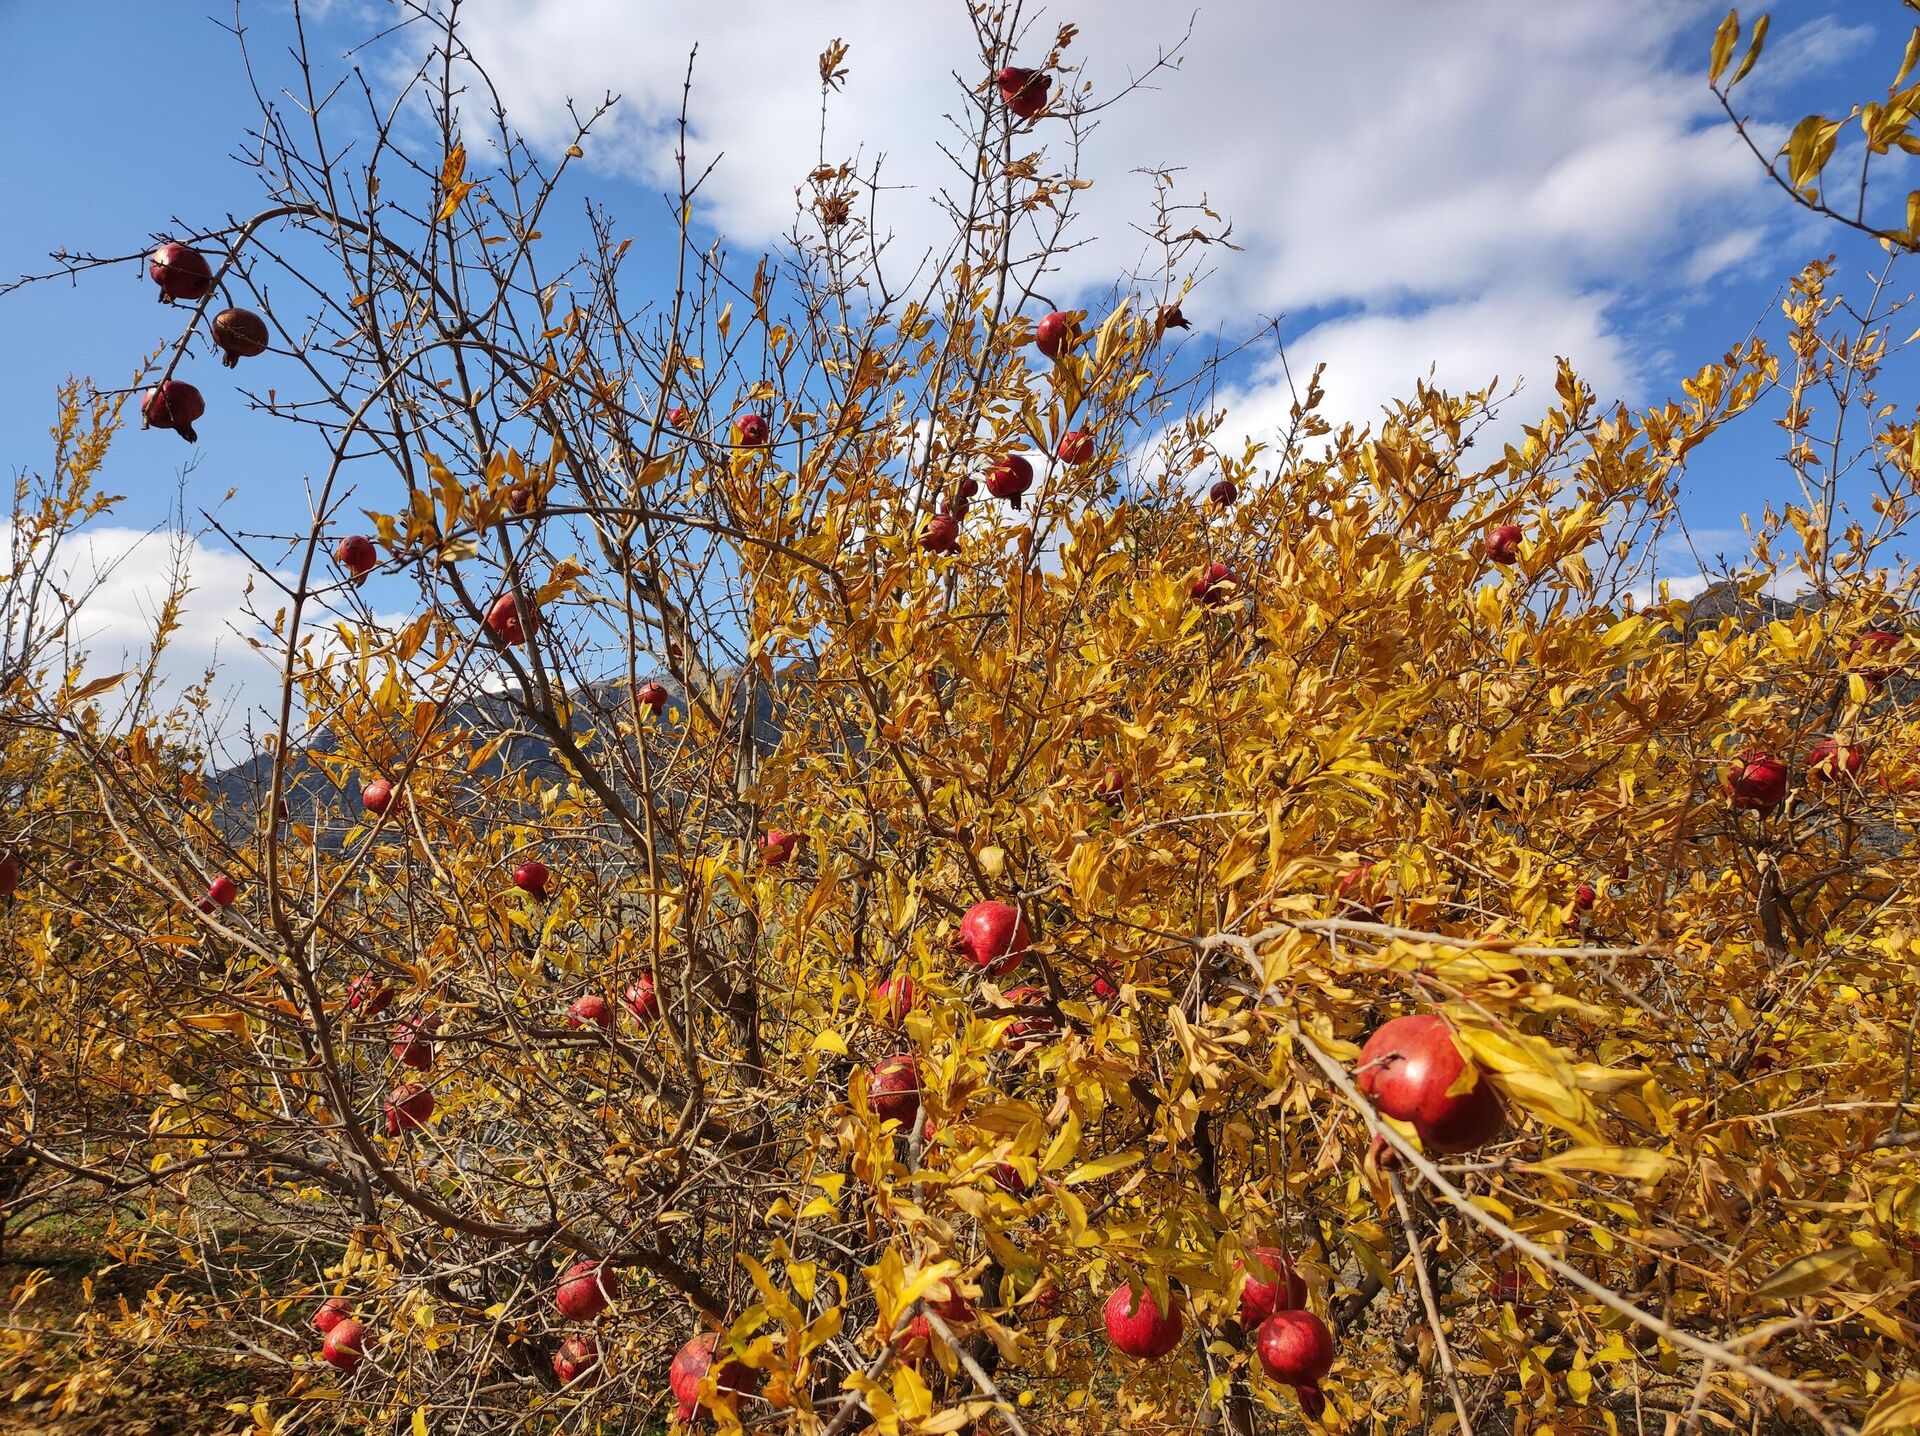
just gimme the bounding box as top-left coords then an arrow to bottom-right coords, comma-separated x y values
314,1297 -> 353,1334
1102,1284 -> 1184,1359
360,778 -> 394,816
734,412 -> 770,447
1485,524 -> 1523,565
875,972 -> 917,1025
667,405 -> 693,429
1808,737 -> 1865,782
1727,752 -> 1788,812
920,511 -> 962,554
760,830 -> 805,865
997,985 -> 1058,1047
1355,1013 -> 1507,1154
1091,968 -> 1119,1000
995,65 -> 1050,120
1237,1246 -> 1308,1329
385,1082 -> 434,1135
555,1260 -> 617,1321
1209,478 -> 1239,507
669,1332 -> 755,1414
347,974 -> 394,1017
1255,1308 -> 1334,1390
986,455 -> 1034,509
1491,1269 -> 1535,1316
211,308 -> 269,366
553,1332 -> 601,1387
1094,766 -> 1127,805
952,900 -> 1031,976
867,1053 -> 921,1126
335,534 -> 377,586
391,1015 -> 437,1071
1033,310 -> 1072,359
148,242 -> 213,303
141,380 -> 204,442
513,860 -> 551,898
1058,429 -> 1094,465
485,592 -> 538,646
507,483 -> 537,514
1572,881 -> 1596,913
624,973 -> 660,1021
1190,561 -> 1237,607
991,1162 -> 1029,1195
637,680 -> 670,715
1852,625 -> 1902,686
206,874 -> 239,908
568,994 -> 613,1031
0,852 -> 19,899
321,1316 -> 366,1374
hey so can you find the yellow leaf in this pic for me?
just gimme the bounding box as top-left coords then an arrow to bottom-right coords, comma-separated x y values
66,671 -> 129,704
1753,1245 -> 1860,1300
412,1407 -> 430,1436
1708,10 -> 1739,86
1063,1150 -> 1142,1185
812,1029 -> 849,1056
1534,1146 -> 1668,1184
1863,1377 -> 1920,1436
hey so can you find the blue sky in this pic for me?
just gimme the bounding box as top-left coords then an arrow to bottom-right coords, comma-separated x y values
0,0 -> 1914,732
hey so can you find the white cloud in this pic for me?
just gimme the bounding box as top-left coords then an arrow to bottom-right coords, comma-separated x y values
441,0 -> 1773,455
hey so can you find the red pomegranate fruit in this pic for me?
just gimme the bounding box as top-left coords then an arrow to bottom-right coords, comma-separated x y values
553,1331 -> 601,1386
321,1316 -> 366,1374
667,405 -> 693,429
334,534 -> 377,585
996,65 -> 1050,120
1852,626 -> 1902,686
669,1331 -> 755,1414
1033,310 -> 1072,359
1057,429 -> 1094,465
1209,478 -> 1239,507
1485,524 -> 1523,565
985,455 -> 1034,509
624,973 -> 659,1021
314,1297 -> 353,1334
1190,561 -> 1237,607
385,1082 -> 434,1135
485,592 -> 538,646
1572,881 -> 1596,913
920,511 -> 961,554
206,874 -> 239,908
391,1015 -> 437,1071
347,974 -> 394,1017
734,412 -> 770,447
1255,1308 -> 1335,1390
554,1260 -> 617,1321
867,1053 -> 921,1126
637,680 -> 670,715
1094,766 -> 1127,805
1102,1284 -> 1184,1359
149,242 -> 214,303
1238,1246 -> 1308,1330
141,380 -> 204,442
1807,738 -> 1865,782
952,900 -> 1031,976
1355,1013 -> 1507,1154
997,985 -> 1058,1047
875,972 -> 917,1025
567,994 -> 613,1031
760,830 -> 804,865
513,860 -> 551,898
361,778 -> 394,816
1727,752 -> 1788,812
211,308 -> 269,366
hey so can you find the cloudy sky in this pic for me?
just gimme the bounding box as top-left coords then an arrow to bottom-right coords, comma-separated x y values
0,0 -> 1906,742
